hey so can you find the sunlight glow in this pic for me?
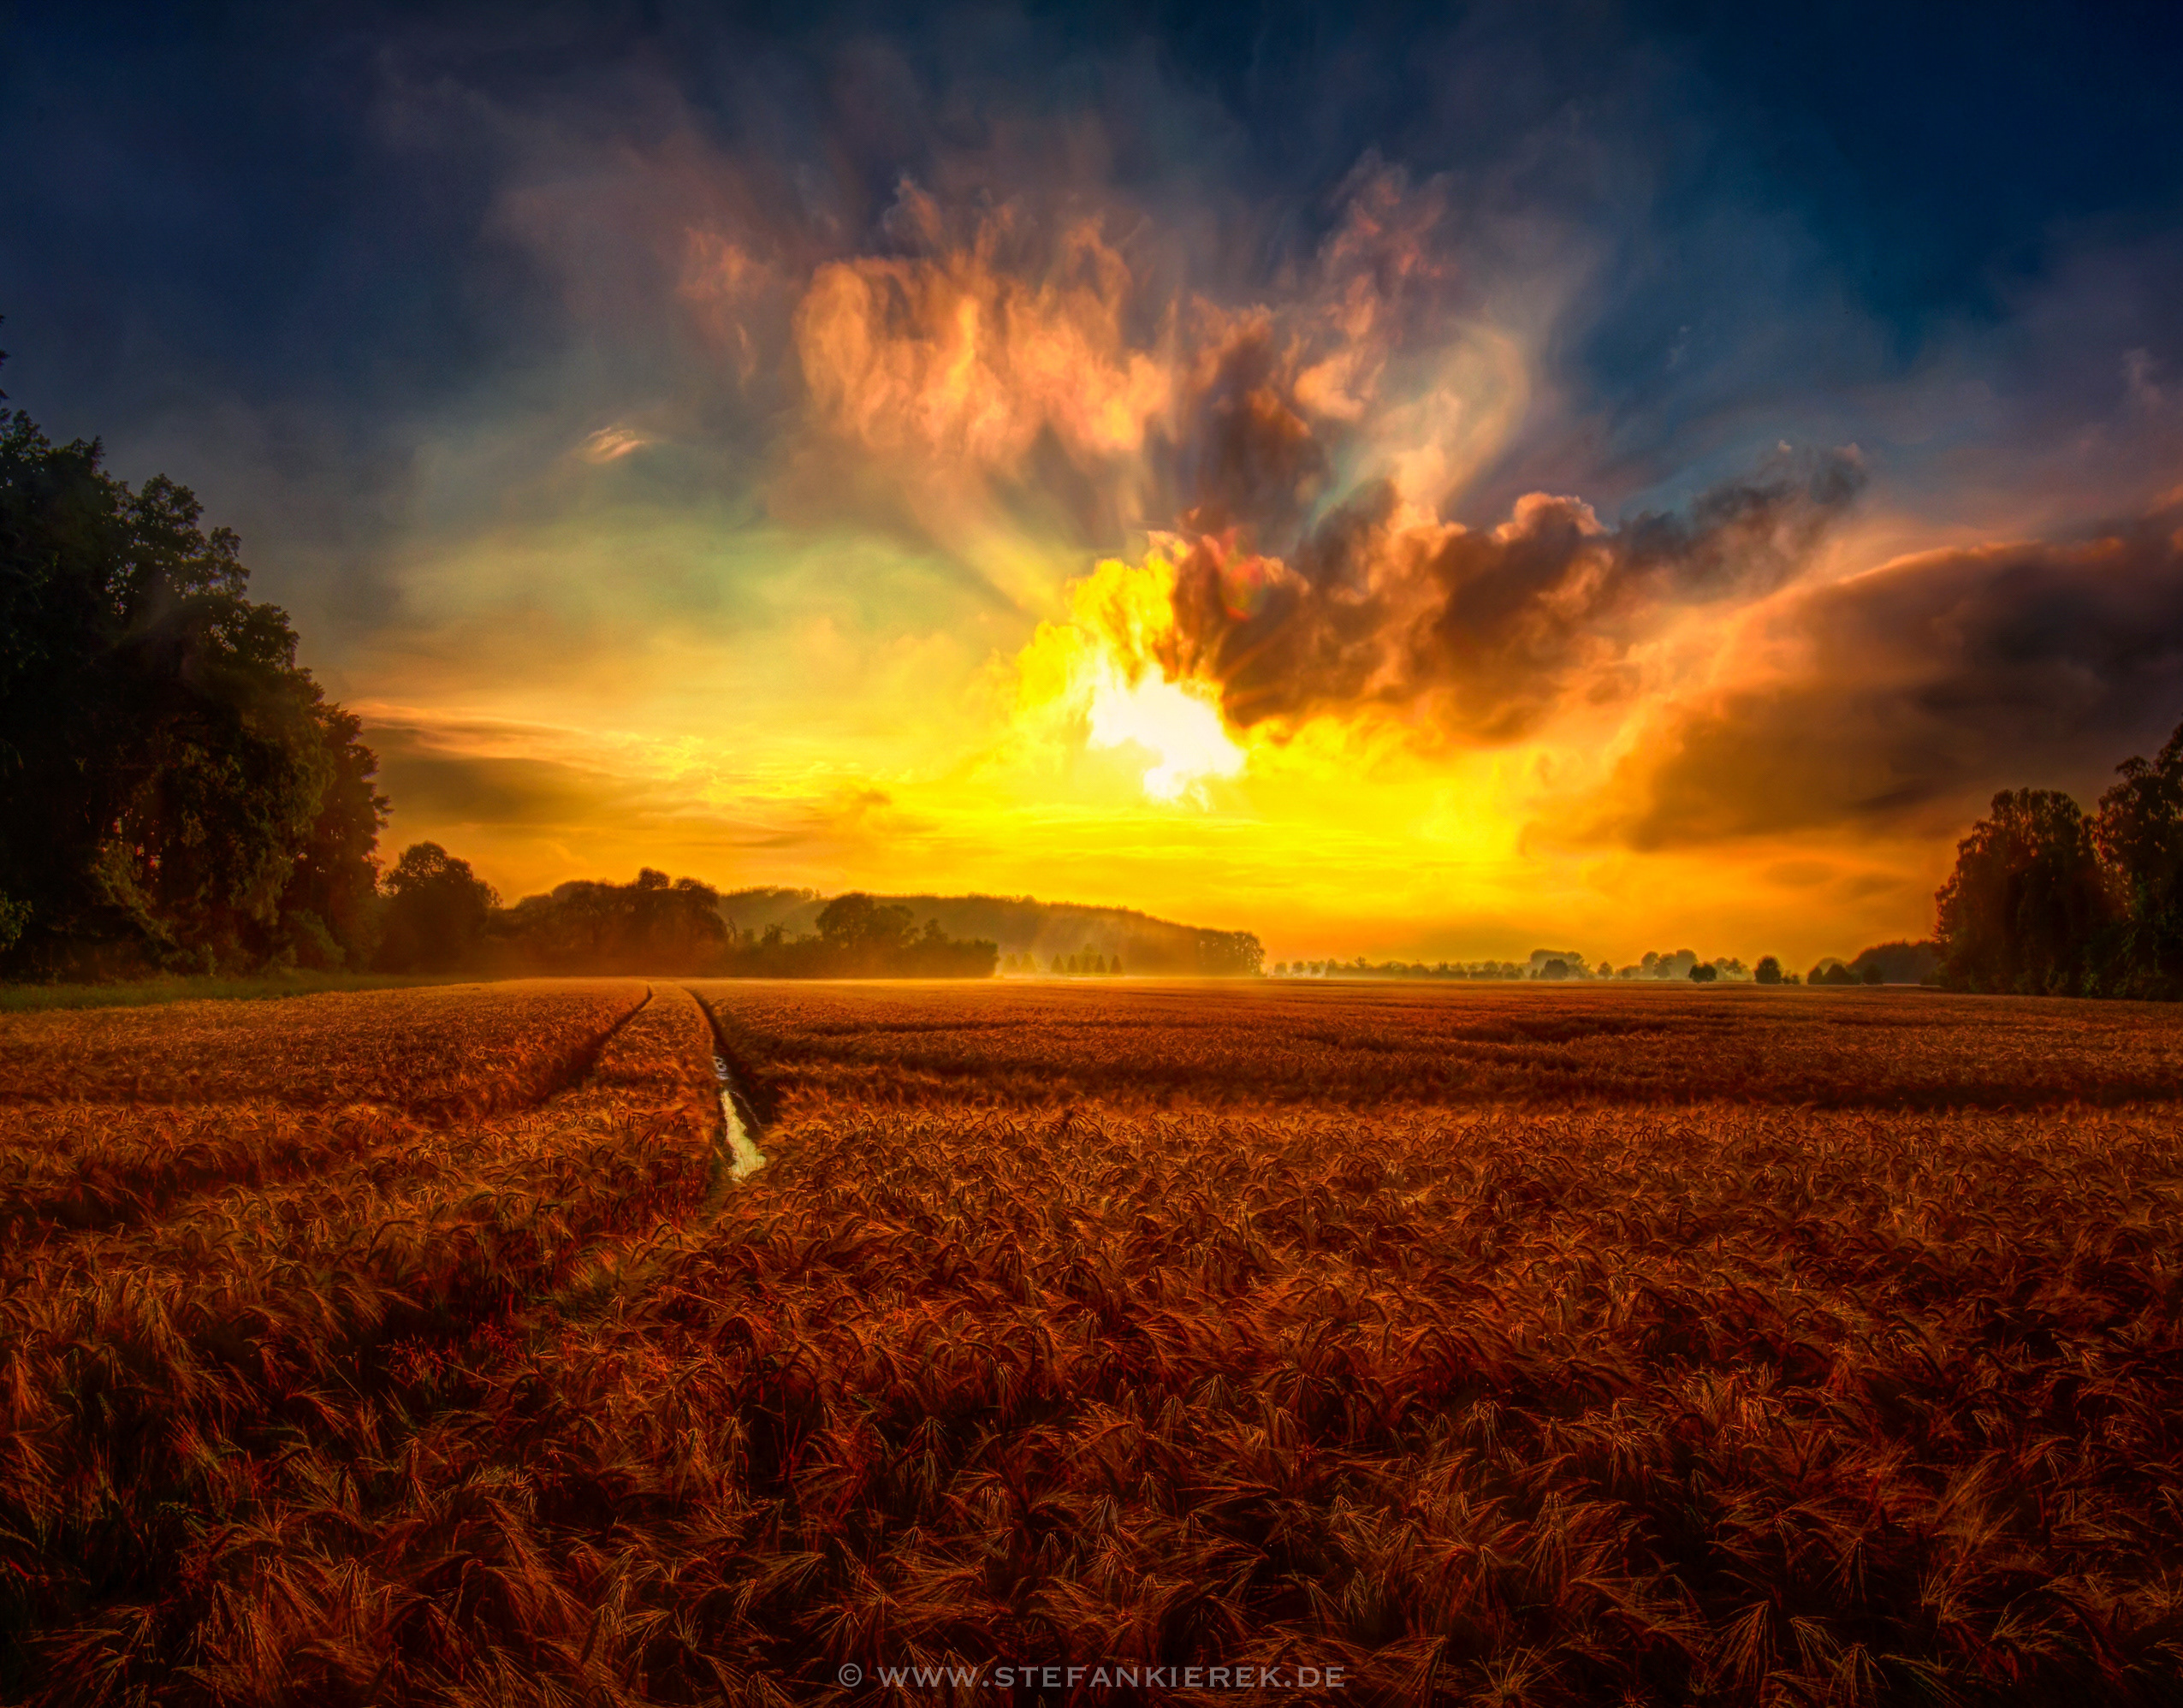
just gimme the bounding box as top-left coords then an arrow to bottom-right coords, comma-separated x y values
1085,665 -> 1245,803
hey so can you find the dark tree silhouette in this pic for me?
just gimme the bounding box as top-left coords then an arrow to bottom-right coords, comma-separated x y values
2093,721 -> 2183,998
490,868 -> 729,972
0,356 -> 384,975
377,843 -> 497,972
1935,789 -> 2112,995
1754,955 -> 1783,985
276,702 -> 389,969
816,893 -> 917,961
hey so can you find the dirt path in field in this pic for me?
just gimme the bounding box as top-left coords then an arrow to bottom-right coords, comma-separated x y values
688,987 -> 768,1183
710,1047 -> 768,1180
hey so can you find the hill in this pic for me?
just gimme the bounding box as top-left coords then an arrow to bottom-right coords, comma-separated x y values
715,889 -> 1263,976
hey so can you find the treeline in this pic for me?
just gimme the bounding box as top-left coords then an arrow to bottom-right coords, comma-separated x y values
0,361 -> 993,985
1274,942 -> 1946,987
718,888 -> 1264,977
1,371 -> 383,979
1003,950 -> 1124,976
379,855 -> 998,979
1272,951 -> 1762,982
1932,720 -> 2183,997
715,893 -> 998,978
1276,958 -> 1545,981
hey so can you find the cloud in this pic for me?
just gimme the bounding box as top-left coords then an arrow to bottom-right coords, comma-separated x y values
577,424 -> 654,463
1124,444 -> 1868,743
365,714 -> 953,902
369,721 -> 665,827
1588,504 -> 2183,847
754,159 -> 1511,599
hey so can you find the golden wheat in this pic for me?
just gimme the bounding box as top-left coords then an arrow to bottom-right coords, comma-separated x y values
3,978 -> 2180,1705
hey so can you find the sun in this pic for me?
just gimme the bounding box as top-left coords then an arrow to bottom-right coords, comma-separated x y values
1083,664 -> 1246,803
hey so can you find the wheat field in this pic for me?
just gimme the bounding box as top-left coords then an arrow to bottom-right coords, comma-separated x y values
2,979 -> 2180,1705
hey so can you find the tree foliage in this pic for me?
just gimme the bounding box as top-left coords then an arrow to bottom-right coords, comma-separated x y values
2091,723 -> 2183,997
1931,727 -> 2183,999
0,369 -> 383,975
490,868 -> 729,973
1936,789 -> 2113,994
377,843 -> 498,972
716,892 -> 997,977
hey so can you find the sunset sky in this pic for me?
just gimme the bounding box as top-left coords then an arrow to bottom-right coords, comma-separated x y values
6,2 -> 2182,965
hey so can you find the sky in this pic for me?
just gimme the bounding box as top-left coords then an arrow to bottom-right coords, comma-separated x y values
5,0 -> 2182,966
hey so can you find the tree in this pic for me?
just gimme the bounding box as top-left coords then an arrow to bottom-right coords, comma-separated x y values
377,843 -> 497,971
816,893 -> 916,959
275,699 -> 388,968
489,869 -> 729,972
1935,789 -> 2113,994
1847,940 -> 1942,987
1539,958 -> 1569,980
0,372 -> 384,975
1688,962 -> 1718,983
2092,720 -> 2183,997
1754,955 -> 1783,985
1192,928 -> 1265,976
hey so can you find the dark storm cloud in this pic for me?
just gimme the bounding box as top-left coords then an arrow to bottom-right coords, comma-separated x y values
1597,507 -> 2183,848
1157,447 -> 1866,741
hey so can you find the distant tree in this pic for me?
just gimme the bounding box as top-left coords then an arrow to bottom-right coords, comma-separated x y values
1935,789 -> 2112,994
1754,955 -> 1783,986
1191,928 -> 1264,976
2092,720 -> 2183,997
377,843 -> 497,970
1688,963 -> 1718,983
816,893 -> 917,960
1539,958 -> 1569,980
1596,959 -> 1612,978
1846,940 -> 1943,987
489,869 -> 730,972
